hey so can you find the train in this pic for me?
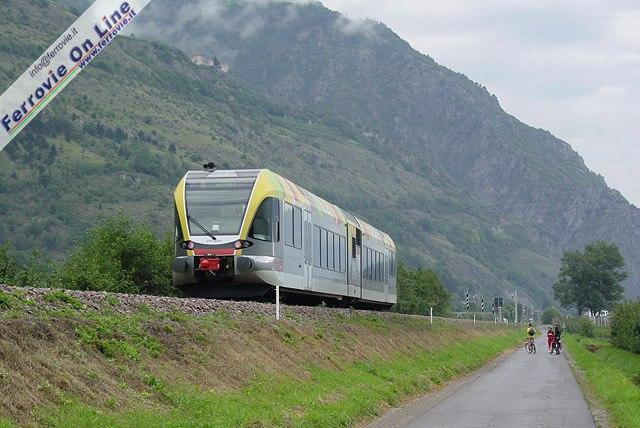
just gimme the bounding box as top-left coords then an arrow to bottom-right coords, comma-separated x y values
171,168 -> 397,308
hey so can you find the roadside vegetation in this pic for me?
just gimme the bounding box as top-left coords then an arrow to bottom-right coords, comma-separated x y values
564,335 -> 640,427
0,290 -> 520,427
560,299 -> 640,427
610,300 -> 640,353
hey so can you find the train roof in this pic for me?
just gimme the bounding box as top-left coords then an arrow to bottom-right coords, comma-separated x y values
184,169 -> 395,250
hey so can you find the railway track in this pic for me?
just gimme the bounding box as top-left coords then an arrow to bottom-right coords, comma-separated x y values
0,285 -> 491,325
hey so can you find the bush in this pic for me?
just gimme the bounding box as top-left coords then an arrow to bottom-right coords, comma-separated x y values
57,215 -> 176,296
394,263 -> 451,316
564,316 -> 596,338
577,317 -> 596,338
610,300 -> 640,354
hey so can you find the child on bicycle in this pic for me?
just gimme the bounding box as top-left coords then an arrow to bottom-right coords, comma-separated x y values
526,323 -> 536,343
547,326 -> 555,351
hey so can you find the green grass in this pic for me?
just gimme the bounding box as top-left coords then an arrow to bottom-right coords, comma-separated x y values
564,335 -> 640,427
0,292 -> 12,310
73,310 -> 164,361
0,419 -> 14,428
39,330 -> 520,427
43,290 -> 84,309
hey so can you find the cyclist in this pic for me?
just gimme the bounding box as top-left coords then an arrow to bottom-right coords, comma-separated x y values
526,323 -> 536,349
554,323 -> 562,340
546,326 -> 555,351
552,323 -> 563,353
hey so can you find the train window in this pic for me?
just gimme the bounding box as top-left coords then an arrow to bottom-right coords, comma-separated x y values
313,225 -> 321,267
351,237 -> 356,258
370,249 -> 375,280
379,253 -> 383,282
372,251 -> 376,281
362,247 -> 367,278
372,250 -> 376,280
339,236 -> 346,273
373,251 -> 380,281
185,176 -> 254,236
383,254 -> 387,282
373,250 -> 377,281
293,206 -> 302,249
249,198 -> 278,242
324,230 -> 333,270
370,249 -> 374,280
366,249 -> 370,280
284,203 -> 294,247
320,228 -> 327,269
333,235 -> 340,272
328,232 -> 335,271
343,237 -> 348,273
273,199 -> 281,242
364,247 -> 369,279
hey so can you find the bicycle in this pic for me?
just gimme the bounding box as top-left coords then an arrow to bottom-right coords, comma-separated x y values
525,337 -> 536,354
551,339 -> 562,355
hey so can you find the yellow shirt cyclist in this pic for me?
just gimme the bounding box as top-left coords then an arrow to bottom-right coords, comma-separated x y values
526,324 -> 536,340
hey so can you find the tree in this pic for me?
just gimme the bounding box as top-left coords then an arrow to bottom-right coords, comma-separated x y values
395,263 -> 451,316
0,245 -> 19,284
541,306 -> 561,324
57,215 -> 176,296
553,241 -> 628,316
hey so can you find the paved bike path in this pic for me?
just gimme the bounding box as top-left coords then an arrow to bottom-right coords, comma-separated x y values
368,333 -> 595,427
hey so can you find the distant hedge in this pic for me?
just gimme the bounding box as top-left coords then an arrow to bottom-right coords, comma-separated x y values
610,300 -> 640,354
564,316 -> 596,338
394,263 -> 451,316
0,216 -> 176,297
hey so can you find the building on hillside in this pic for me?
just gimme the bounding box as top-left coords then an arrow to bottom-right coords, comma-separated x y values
190,52 -> 230,74
190,52 -> 205,66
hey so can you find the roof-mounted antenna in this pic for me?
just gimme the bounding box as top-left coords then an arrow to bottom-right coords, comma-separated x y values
203,162 -> 216,172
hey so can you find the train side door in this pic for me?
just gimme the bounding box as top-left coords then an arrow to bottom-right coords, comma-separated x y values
303,210 -> 313,291
347,225 -> 362,298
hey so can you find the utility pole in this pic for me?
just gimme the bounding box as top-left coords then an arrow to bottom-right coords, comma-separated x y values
514,290 -> 518,325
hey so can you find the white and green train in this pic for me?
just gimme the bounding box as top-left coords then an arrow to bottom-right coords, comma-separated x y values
172,169 -> 397,308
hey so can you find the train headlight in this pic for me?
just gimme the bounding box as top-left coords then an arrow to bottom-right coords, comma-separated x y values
234,240 -> 253,250
181,240 -> 195,250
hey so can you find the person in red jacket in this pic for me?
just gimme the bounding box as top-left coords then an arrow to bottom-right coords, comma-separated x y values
547,326 -> 555,351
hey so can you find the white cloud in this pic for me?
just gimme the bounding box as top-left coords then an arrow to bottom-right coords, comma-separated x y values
322,0 -> 640,206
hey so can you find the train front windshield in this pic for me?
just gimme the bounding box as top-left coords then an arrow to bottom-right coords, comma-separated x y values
185,176 -> 256,237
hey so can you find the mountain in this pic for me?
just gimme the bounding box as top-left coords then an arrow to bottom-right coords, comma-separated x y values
0,0 -> 626,308
122,0 -> 640,298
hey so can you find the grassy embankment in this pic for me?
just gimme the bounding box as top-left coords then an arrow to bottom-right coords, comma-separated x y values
0,289 -> 520,427
564,335 -> 640,427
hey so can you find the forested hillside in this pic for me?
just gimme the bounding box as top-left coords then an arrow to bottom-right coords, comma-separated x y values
0,0 -> 600,307
124,0 -> 640,298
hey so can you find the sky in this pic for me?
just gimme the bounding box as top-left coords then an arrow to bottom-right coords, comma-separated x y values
322,0 -> 640,206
